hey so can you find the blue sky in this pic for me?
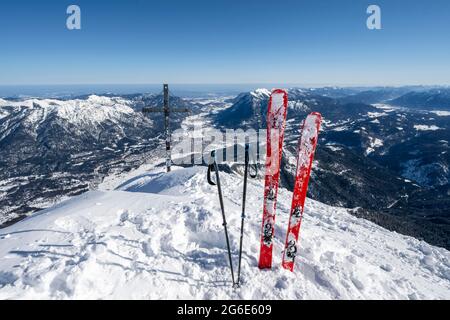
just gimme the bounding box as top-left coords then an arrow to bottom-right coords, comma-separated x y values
0,0 -> 449,86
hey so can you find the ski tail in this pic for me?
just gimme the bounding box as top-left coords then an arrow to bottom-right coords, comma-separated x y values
258,89 -> 288,269
281,112 -> 322,272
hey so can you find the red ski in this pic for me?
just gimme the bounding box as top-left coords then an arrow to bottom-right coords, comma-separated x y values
281,112 -> 322,272
258,89 -> 288,269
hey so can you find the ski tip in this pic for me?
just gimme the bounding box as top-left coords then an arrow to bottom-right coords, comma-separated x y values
271,88 -> 287,95
307,112 -> 323,131
271,89 -> 288,102
308,112 -> 322,120
269,89 -> 288,109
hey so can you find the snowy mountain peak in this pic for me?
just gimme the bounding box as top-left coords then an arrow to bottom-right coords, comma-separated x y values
0,95 -> 131,109
250,88 -> 271,99
0,165 -> 448,299
0,95 -> 138,130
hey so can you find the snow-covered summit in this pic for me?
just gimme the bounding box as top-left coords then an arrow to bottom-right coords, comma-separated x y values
250,88 -> 271,99
0,96 -> 149,148
0,95 -> 136,126
0,165 -> 448,299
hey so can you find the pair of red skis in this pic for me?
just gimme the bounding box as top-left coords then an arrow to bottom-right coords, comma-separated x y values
258,89 -> 322,272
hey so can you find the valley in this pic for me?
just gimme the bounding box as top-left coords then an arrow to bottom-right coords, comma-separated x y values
0,86 -> 449,250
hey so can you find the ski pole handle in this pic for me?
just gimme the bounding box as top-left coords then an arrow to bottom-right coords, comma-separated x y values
249,162 -> 258,179
246,144 -> 258,179
207,150 -> 217,186
207,164 -> 216,186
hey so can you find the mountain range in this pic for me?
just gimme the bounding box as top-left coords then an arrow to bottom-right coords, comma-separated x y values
212,88 -> 450,249
0,86 -> 449,250
0,94 -> 198,225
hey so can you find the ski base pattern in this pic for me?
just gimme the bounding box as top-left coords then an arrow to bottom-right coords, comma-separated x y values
282,112 -> 322,272
258,89 -> 288,269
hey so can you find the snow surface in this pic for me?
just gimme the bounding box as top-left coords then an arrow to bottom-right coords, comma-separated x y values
0,166 -> 449,300
288,101 -> 309,111
372,104 -> 397,112
431,111 -> 450,116
326,144 -> 343,152
365,137 -> 384,155
250,88 -> 271,100
414,125 -> 441,131
401,160 -> 448,187
367,112 -> 388,118
0,95 -> 136,127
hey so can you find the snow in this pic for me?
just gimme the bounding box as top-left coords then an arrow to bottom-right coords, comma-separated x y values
401,160 -> 448,187
414,125 -> 441,131
0,165 -> 449,300
0,98 -> 14,107
431,111 -> 450,116
250,89 -> 271,99
332,126 -> 348,132
326,144 -> 343,152
367,112 -> 388,118
372,104 -> 397,112
0,96 -> 135,125
371,138 -> 383,148
86,95 -> 118,106
366,137 -> 384,155
288,101 -> 309,111
0,103 -> 10,120
0,96 -> 144,143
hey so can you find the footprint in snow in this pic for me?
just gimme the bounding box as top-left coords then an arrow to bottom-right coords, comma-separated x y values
320,251 -> 336,264
346,255 -> 357,265
275,276 -> 289,290
0,271 -> 19,287
350,276 -> 365,291
380,264 -> 393,272
408,292 -> 420,300
142,241 -> 154,257
419,244 -> 433,256
421,256 -> 435,272
117,209 -> 129,225
50,273 -> 73,298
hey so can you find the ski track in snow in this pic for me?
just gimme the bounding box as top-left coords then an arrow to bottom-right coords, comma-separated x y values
0,166 -> 449,300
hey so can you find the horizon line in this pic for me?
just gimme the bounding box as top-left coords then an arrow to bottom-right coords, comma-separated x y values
0,83 -> 449,88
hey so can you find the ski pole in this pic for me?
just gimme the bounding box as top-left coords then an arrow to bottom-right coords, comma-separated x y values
207,150 -> 236,287
236,144 -> 258,288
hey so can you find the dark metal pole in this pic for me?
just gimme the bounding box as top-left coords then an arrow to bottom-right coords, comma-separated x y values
214,161 -> 236,286
236,145 -> 250,287
142,84 -> 189,173
207,150 -> 236,286
163,84 -> 171,172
